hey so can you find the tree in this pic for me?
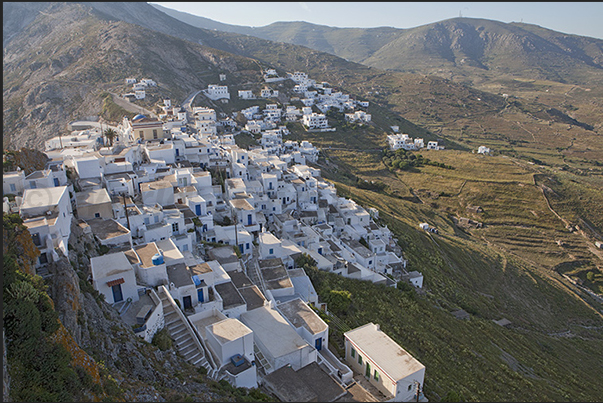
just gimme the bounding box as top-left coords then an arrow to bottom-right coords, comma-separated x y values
103,128 -> 117,146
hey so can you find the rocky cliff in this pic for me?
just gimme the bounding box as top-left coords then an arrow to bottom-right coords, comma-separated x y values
1,212 -> 248,402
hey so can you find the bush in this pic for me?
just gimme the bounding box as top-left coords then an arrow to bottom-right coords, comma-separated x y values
152,327 -> 173,351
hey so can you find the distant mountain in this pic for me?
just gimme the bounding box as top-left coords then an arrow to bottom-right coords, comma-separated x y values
3,1 -> 598,152
2,2 -> 263,149
153,4 -> 603,86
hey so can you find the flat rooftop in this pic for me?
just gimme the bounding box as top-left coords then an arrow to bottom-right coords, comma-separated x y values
166,263 -> 193,288
344,323 -> 425,381
189,262 -> 213,276
207,246 -> 239,265
237,285 -> 266,311
266,277 -> 294,290
228,271 -> 254,289
90,251 -> 133,279
206,318 -> 252,345
214,281 -> 246,309
240,306 -> 309,359
134,242 -> 160,268
277,298 -> 327,335
85,218 -> 130,241
21,186 -> 67,209
260,264 -> 288,282
76,188 -> 111,205
140,180 -> 173,192
192,312 -> 227,339
263,361 -> 346,402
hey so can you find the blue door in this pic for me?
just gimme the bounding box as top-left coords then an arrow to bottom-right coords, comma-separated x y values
112,284 -> 123,303
53,178 -> 60,187
175,148 -> 180,156
195,204 -> 201,215
197,288 -> 204,303
247,214 -> 252,225
315,337 -> 322,351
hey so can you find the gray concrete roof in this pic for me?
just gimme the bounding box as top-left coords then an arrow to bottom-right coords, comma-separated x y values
237,286 -> 266,311
240,306 -> 309,359
206,318 -> 252,345
277,298 -> 327,335
214,281 -> 246,309
167,263 -> 193,288
86,218 -> 130,240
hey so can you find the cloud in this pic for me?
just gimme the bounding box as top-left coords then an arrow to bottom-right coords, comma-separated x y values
299,2 -> 311,12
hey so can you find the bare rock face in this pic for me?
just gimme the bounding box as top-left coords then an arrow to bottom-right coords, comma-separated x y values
48,254 -> 84,345
44,219 -> 225,401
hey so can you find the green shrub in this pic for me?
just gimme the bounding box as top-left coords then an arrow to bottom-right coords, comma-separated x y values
152,327 -> 173,351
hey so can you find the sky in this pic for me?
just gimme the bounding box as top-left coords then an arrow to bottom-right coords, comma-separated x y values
152,2 -> 603,40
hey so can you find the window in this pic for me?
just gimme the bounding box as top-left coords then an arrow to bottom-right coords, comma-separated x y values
29,181 -> 37,189
358,355 -> 362,365
269,248 -> 274,255
94,212 -> 100,218
10,183 -> 16,192
153,129 -> 158,139
408,384 -> 413,391
139,131 -> 144,138
172,223 -> 179,233
374,370 -> 379,381
351,348 -> 356,358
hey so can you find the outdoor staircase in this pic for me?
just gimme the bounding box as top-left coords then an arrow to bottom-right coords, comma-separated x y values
36,264 -> 53,279
158,287 -> 219,378
253,342 -> 272,374
246,250 -> 267,295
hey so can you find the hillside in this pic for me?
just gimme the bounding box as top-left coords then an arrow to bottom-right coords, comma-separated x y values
153,5 -> 603,85
3,2 -> 603,402
2,2 -> 263,150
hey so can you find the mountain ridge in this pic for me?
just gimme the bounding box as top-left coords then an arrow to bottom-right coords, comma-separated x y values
152,4 -> 603,86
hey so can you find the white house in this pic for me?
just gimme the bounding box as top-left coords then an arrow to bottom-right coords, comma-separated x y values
277,297 -> 328,353
238,90 -> 255,100
140,180 -> 175,206
205,318 -> 257,388
344,323 -> 425,402
204,84 -> 230,100
20,186 -> 73,265
302,113 -> 329,130
345,110 -> 371,124
132,242 -> 169,287
240,305 -> 316,373
75,188 -> 113,220
90,251 -> 139,304
73,155 -> 103,179
258,231 -> 284,260
477,146 -> 491,155
3,170 -> 26,195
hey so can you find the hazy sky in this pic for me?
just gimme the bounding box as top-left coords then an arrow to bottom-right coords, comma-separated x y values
151,2 -> 603,40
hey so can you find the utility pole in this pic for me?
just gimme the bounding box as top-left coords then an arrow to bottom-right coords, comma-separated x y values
122,192 -> 130,231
